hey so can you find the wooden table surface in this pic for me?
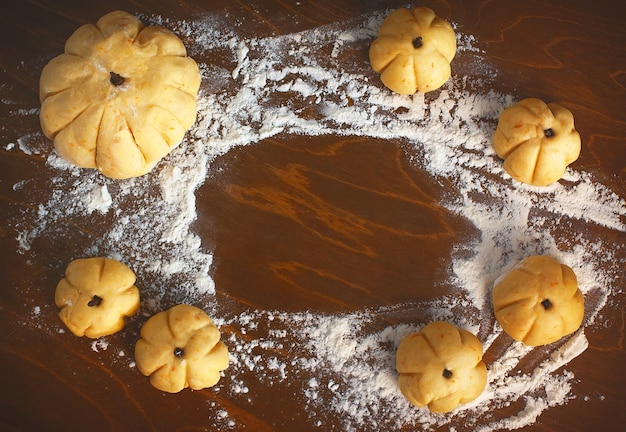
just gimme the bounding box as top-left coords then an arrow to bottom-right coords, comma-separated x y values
1,1 -> 624,431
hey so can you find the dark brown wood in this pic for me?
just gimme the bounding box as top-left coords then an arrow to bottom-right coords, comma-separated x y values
1,1 -> 625,431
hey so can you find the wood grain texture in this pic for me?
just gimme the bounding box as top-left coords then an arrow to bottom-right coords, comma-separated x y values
1,1 -> 625,431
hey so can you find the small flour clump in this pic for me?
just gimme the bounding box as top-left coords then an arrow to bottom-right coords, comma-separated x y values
7,7 -> 625,432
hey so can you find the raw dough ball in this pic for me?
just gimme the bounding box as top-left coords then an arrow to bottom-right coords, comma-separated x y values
492,255 -> 584,346
135,304 -> 229,393
493,98 -> 581,186
55,257 -> 140,338
39,10 -> 201,179
396,321 -> 487,413
369,7 -> 456,94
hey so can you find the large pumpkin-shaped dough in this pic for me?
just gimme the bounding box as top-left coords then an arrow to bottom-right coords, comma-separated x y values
369,7 -> 456,94
492,255 -> 584,346
396,321 -> 487,413
493,98 -> 581,186
39,11 -> 201,179
55,257 -> 140,338
135,304 -> 229,393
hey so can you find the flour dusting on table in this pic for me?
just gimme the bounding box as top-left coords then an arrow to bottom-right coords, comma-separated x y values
6,8 -> 625,432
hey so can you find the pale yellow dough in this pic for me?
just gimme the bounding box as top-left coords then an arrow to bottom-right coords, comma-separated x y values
396,321 -> 487,413
492,255 -> 585,346
135,304 -> 229,393
369,7 -> 456,94
39,10 -> 201,179
493,98 -> 581,186
55,257 -> 140,338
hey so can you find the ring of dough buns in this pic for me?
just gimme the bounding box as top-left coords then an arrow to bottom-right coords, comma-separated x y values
493,98 -> 581,186
492,255 -> 585,346
39,10 -> 201,179
369,7 -> 456,94
135,304 -> 229,393
396,321 -> 487,413
55,257 -> 140,338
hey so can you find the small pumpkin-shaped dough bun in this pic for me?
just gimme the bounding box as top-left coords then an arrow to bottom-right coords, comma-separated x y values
396,321 -> 487,413
135,304 -> 229,393
55,257 -> 140,338
492,255 -> 584,346
39,10 -> 201,179
369,7 -> 456,94
493,98 -> 581,186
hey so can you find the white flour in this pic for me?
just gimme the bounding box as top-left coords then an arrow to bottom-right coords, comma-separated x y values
5,8 -> 626,432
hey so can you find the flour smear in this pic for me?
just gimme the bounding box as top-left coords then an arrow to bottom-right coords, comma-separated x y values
6,8 -> 626,432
